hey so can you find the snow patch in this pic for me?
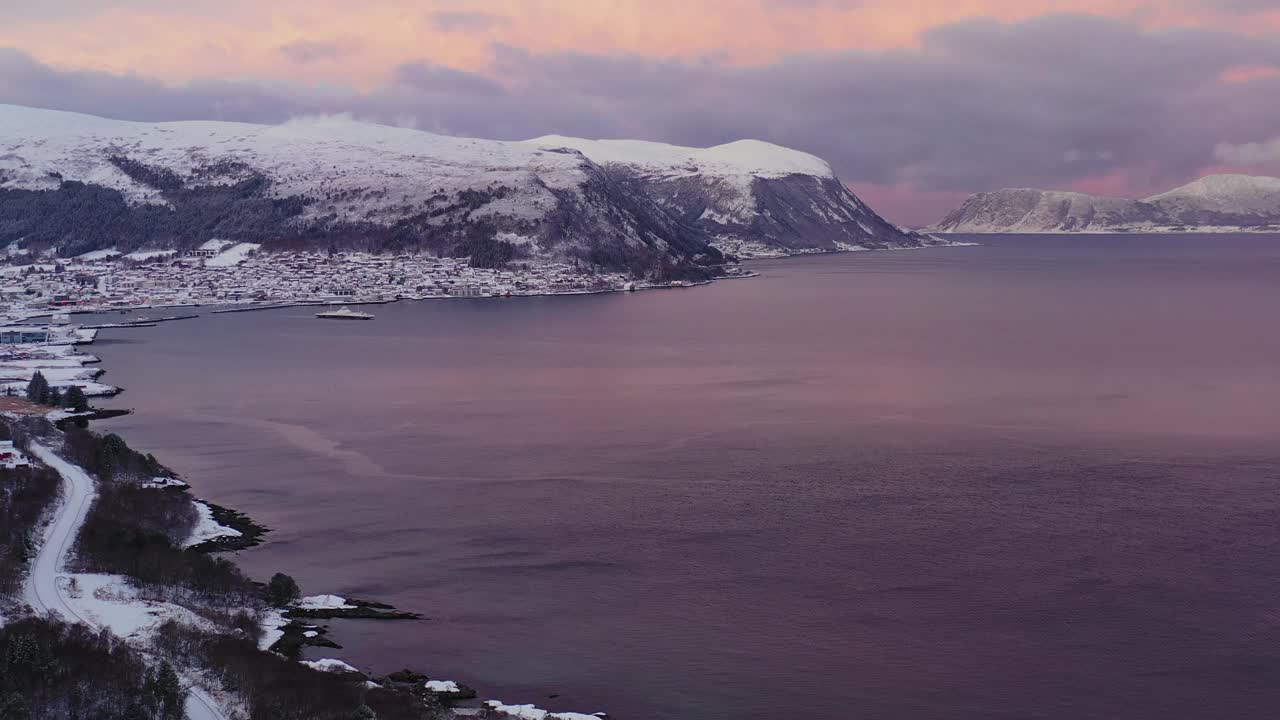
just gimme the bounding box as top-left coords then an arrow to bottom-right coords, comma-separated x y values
205,243 -> 261,268
484,700 -> 607,720
295,594 -> 356,610
258,609 -> 287,651
58,573 -> 214,642
124,249 -> 177,261
198,239 -> 234,252
141,476 -> 188,489
425,680 -> 460,693
301,658 -> 361,674
182,501 -> 241,548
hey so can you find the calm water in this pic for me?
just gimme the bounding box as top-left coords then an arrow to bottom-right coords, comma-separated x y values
93,235 -> 1280,719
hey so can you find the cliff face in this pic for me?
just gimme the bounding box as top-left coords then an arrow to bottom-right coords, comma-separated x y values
532,136 -> 935,258
927,175 -> 1280,233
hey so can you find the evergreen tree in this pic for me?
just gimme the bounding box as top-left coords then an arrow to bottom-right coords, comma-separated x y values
0,691 -> 27,720
152,662 -> 187,720
266,572 -> 301,608
45,388 -> 62,407
64,385 -> 89,413
93,433 -> 130,479
351,705 -> 378,720
23,372 -> 48,404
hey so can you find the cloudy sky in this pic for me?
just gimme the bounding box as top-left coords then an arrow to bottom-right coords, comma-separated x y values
3,0 -> 1280,225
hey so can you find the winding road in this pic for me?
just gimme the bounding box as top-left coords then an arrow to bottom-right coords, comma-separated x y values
24,441 -> 230,720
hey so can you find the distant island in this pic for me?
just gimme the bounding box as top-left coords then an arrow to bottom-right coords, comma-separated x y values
0,104 -> 943,282
925,174 -> 1280,233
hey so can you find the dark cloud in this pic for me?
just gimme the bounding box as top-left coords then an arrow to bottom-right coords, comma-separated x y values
277,40 -> 350,64
430,10 -> 510,32
392,61 -> 505,96
4,13 -> 1280,223
0,47 -> 319,123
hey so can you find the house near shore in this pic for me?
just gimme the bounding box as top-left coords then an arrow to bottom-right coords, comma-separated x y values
0,440 -> 30,469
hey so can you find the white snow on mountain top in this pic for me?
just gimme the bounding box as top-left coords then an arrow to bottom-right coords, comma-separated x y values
0,104 -> 829,208
994,188 -> 1131,202
526,135 -> 834,179
0,104 -> 588,220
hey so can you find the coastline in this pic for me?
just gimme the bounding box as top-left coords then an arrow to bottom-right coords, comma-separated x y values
4,240 -> 978,719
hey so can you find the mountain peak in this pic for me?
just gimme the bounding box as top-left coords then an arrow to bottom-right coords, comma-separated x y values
525,135 -> 834,179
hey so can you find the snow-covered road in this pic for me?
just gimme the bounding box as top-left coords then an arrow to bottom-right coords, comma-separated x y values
24,442 -> 230,720
24,443 -> 95,623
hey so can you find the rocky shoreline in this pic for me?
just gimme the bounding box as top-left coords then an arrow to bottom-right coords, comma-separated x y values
54,329 -> 611,720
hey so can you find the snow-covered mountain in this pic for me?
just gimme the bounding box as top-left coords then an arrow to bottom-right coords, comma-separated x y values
528,135 -> 931,257
1144,174 -> 1280,226
926,175 -> 1280,233
0,104 -> 929,274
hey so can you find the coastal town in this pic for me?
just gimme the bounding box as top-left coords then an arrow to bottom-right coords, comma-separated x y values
0,240 -> 733,400
0,239 -> 701,319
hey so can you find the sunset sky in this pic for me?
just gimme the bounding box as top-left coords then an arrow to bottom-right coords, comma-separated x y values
4,0 -> 1280,225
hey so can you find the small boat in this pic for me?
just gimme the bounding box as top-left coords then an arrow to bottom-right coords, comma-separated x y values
315,306 -> 374,320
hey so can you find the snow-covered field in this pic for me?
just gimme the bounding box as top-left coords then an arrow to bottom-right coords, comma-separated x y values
76,248 -> 122,261
124,249 -> 178,261
204,242 -> 261,268
0,341 -> 117,397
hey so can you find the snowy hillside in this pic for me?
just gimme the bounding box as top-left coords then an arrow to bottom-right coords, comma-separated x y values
0,104 -> 929,271
1145,174 -> 1280,224
926,188 -> 1163,233
928,175 -> 1280,233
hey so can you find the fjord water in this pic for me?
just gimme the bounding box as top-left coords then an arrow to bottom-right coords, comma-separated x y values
95,235 -> 1280,719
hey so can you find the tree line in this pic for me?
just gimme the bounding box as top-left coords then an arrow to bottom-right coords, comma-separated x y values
0,616 -> 186,720
0,463 -> 59,601
24,371 -> 89,412
153,620 -> 443,720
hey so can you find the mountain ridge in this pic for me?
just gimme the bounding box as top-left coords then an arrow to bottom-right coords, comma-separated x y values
926,174 -> 1280,233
